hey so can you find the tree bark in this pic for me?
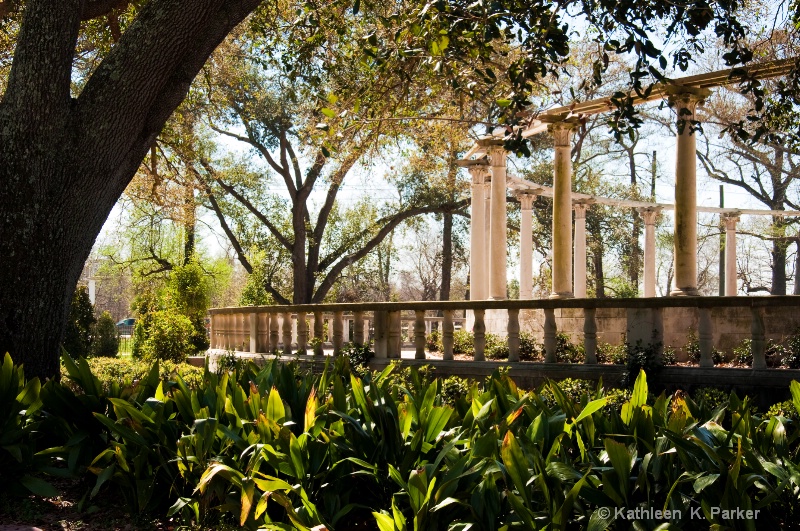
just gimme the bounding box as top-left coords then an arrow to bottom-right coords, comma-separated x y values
0,0 -> 262,380
440,211 -> 453,301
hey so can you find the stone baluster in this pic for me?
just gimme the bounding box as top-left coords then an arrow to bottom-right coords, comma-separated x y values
507,308 -> 520,362
354,311 -> 365,346
222,313 -> 230,350
333,311 -> 344,356
388,311 -> 401,358
584,307 -> 597,364
282,312 -> 292,355
751,306 -> 766,369
442,310 -> 454,361
234,312 -> 243,351
374,311 -> 388,358
269,312 -> 279,353
544,308 -> 557,362
415,310 -> 426,359
257,313 -> 269,353
313,311 -> 324,356
473,309 -> 485,361
297,311 -> 308,354
698,307 -> 713,367
249,312 -> 258,353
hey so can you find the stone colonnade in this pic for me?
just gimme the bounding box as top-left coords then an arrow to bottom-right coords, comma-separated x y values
467,87 -> 744,300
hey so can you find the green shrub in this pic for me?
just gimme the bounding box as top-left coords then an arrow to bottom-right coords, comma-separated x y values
440,375 -> 471,406
60,356 -> 204,391
555,332 -> 584,363
452,329 -> 473,354
62,285 -> 96,358
662,345 -> 677,365
136,310 -> 194,363
597,342 -> 627,364
426,330 -> 441,352
485,333 -> 509,360
766,340 -> 788,367
341,342 -> 374,377
766,399 -> 800,422
622,339 -> 663,387
786,329 -> 800,369
692,386 -> 728,411
519,332 -> 541,361
732,338 -> 752,366
90,311 -> 119,358
685,330 -> 700,363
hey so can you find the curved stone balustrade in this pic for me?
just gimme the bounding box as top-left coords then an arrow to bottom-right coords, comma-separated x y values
208,296 -> 800,369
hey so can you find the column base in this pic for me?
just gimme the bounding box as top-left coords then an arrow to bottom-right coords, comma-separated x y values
549,291 -> 574,299
670,287 -> 700,296
487,296 -> 506,301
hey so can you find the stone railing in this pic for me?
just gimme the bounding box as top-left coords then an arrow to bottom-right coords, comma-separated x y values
207,296 -> 800,369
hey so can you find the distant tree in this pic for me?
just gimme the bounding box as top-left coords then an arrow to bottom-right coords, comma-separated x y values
63,286 -> 96,358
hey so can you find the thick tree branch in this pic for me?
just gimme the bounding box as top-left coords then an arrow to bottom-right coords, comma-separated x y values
197,161 -> 294,251
200,182 -> 253,275
313,199 -> 469,301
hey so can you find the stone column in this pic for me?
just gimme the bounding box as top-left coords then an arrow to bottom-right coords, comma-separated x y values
483,140 -> 508,300
668,88 -> 710,296
483,178 -> 492,298
549,121 -> 576,299
641,208 -> 661,297
518,193 -> 536,299
462,160 -> 489,300
573,202 -> 589,298
724,214 -> 739,296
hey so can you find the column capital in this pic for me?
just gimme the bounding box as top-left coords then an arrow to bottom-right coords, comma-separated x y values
547,120 -> 577,147
638,206 -> 663,225
467,166 -> 490,185
667,87 -> 712,115
517,192 -> 536,210
572,201 -> 592,218
723,213 -> 740,230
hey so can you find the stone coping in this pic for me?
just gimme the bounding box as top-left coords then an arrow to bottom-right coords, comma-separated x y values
209,295 -> 800,315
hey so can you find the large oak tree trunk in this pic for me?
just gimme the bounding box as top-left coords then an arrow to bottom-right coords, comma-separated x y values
0,0 -> 261,380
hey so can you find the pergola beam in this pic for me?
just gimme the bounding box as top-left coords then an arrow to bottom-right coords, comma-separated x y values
521,58 -> 797,137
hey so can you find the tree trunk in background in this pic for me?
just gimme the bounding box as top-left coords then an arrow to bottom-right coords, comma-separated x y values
440,211 -> 453,301
772,216 -> 788,295
183,183 -> 196,264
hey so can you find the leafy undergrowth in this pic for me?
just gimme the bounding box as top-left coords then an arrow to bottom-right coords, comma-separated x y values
4,352 -> 800,529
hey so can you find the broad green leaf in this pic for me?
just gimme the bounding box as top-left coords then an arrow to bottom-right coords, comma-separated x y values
574,397 -> 607,424
790,380 -> 800,416
240,477 -> 254,526
693,473 -> 719,493
500,431 -> 530,505
267,387 -> 285,423
320,107 -> 336,118
20,475 -> 58,497
374,511 -> 395,531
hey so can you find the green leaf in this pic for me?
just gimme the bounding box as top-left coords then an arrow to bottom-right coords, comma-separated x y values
500,431 -> 530,505
790,380 -> 800,416
266,387 -> 285,423
320,107 -> 336,118
496,98 -> 512,107
574,397 -> 607,424
20,475 -> 59,498
373,511 -> 396,531
693,473 -> 719,493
